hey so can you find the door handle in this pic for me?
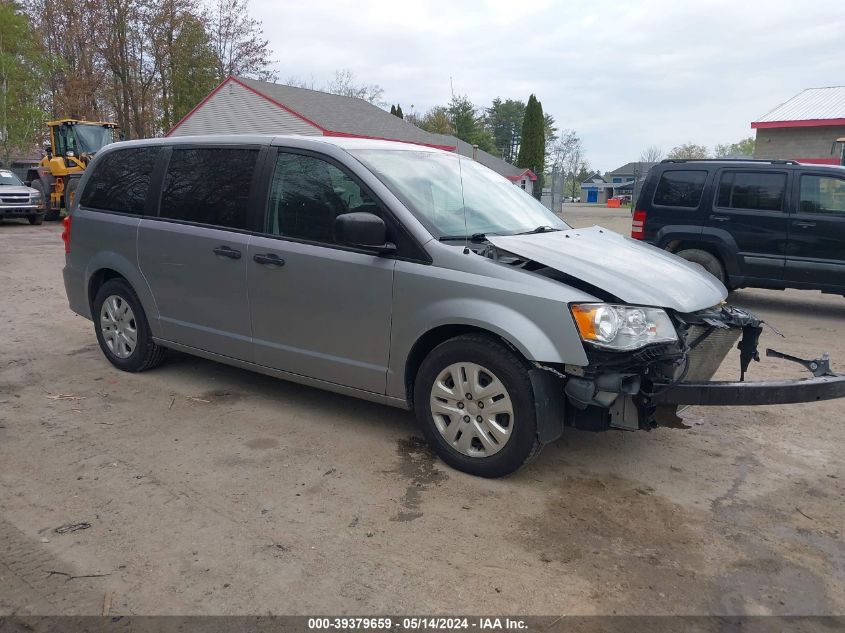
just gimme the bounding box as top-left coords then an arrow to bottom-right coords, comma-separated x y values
253,253 -> 285,267
793,220 -> 816,229
710,214 -> 730,223
213,246 -> 241,259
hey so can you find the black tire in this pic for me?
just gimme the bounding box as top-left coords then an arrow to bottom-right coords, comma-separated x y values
413,334 -> 541,478
92,278 -> 167,372
676,248 -> 726,285
28,214 -> 44,225
31,179 -> 58,221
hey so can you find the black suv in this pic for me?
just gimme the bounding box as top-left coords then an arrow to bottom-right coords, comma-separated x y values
632,159 -> 845,294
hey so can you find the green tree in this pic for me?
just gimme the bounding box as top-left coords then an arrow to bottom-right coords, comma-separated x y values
448,94 -> 495,153
517,94 -> 545,198
667,143 -> 710,160
395,104 -> 403,119
169,14 -> 219,128
0,1 -> 45,165
486,97 -> 524,162
390,104 -> 396,116
543,112 -> 557,159
417,106 -> 453,135
714,136 -> 755,157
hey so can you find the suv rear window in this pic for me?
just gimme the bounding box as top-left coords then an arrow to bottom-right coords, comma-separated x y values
653,170 -> 707,208
717,171 -> 786,211
80,147 -> 160,214
159,147 -> 259,229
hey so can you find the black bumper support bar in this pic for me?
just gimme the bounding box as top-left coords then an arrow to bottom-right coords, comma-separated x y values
651,374 -> 845,406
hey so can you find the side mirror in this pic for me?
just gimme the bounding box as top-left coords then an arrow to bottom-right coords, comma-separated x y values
334,212 -> 396,253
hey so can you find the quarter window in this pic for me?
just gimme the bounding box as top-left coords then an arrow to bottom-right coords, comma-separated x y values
79,147 -> 160,214
799,175 -> 845,214
159,147 -> 258,229
266,153 -> 380,243
652,170 -> 707,208
717,172 -> 786,211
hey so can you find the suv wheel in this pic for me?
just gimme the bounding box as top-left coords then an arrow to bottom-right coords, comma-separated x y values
28,213 -> 44,225
93,279 -> 167,372
676,249 -> 726,285
413,334 -> 541,478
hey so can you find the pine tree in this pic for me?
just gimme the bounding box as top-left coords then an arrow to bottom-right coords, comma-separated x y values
516,94 -> 545,199
390,104 -> 396,116
396,105 -> 403,119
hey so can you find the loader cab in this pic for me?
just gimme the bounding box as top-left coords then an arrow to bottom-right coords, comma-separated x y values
49,119 -> 117,166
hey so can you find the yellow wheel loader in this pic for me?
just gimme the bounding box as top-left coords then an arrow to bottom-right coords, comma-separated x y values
26,119 -> 118,221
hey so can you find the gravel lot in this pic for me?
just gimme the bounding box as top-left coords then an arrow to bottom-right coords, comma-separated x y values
1,208 -> 843,616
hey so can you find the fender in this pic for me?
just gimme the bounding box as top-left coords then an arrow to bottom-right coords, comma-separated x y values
386,296 -> 589,400
84,250 -> 163,338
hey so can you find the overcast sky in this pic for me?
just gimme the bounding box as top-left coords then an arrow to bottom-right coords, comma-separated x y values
253,0 -> 844,171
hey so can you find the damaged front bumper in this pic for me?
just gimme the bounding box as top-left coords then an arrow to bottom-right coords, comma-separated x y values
532,304 -> 845,439
650,374 -> 845,406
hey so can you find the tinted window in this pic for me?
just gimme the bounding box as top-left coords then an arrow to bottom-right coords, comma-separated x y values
160,147 -> 258,229
653,170 -> 707,208
80,147 -> 160,214
799,175 -> 845,214
266,153 -> 381,243
717,171 -> 786,211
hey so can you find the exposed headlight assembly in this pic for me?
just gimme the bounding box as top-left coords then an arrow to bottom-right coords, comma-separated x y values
570,303 -> 677,351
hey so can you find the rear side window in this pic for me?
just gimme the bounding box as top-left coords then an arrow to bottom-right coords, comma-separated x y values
80,147 -> 160,214
652,170 -> 707,208
717,171 -> 786,211
159,147 -> 259,229
799,175 -> 845,214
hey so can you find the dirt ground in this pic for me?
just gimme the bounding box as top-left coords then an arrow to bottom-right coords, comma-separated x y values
1,209 -> 843,616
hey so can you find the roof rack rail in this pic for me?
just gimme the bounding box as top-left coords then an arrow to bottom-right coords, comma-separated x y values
660,158 -> 800,165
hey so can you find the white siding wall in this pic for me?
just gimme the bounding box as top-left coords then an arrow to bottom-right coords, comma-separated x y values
170,80 -> 322,137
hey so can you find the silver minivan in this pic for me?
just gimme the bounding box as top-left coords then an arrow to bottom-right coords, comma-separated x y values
62,136 -> 845,477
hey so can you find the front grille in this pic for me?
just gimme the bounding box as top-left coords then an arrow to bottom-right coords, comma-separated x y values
0,193 -> 31,205
684,326 -> 740,382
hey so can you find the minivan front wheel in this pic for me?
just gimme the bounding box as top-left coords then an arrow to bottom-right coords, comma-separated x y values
413,334 -> 541,478
93,279 -> 166,372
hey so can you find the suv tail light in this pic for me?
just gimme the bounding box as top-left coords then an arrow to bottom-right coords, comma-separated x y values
61,215 -> 72,253
631,209 -> 647,240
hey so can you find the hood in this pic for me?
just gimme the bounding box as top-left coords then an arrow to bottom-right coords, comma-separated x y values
0,185 -> 37,195
487,226 -> 727,313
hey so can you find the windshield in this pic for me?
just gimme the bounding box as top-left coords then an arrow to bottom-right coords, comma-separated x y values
73,125 -> 113,154
0,170 -> 23,186
350,149 -> 569,238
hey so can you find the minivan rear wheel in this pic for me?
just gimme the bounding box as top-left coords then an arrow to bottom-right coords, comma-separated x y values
413,334 -> 541,478
93,279 -> 166,372
676,248 -> 726,285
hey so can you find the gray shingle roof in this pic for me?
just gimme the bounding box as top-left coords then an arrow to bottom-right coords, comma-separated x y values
607,161 -> 657,176
234,76 -> 531,180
